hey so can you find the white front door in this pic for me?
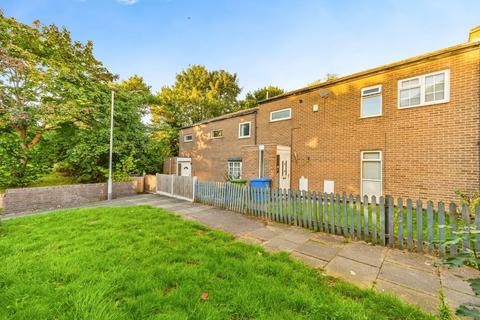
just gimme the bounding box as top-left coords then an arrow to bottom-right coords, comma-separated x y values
277,146 -> 291,190
178,161 -> 191,176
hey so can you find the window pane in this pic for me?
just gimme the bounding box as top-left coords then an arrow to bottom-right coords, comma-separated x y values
362,87 -> 381,95
271,109 -> 291,121
228,161 -> 242,179
402,78 -> 419,88
435,91 -> 444,100
213,130 -> 223,138
362,180 -> 381,197
361,95 -> 381,117
363,152 -> 380,160
240,123 -> 250,136
425,93 -> 434,102
362,161 -> 381,180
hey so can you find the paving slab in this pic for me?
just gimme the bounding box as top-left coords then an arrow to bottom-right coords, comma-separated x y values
440,265 -> 480,296
309,232 -> 345,247
325,256 -> 378,289
375,279 -> 439,314
443,287 -> 480,311
338,242 -> 387,267
384,249 -> 437,273
378,261 -> 440,296
295,240 -> 340,262
263,237 -> 300,253
250,227 -> 282,241
276,227 -> 312,244
290,251 -> 328,269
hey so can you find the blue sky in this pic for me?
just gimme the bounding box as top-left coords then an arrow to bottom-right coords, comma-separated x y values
2,0 -> 479,96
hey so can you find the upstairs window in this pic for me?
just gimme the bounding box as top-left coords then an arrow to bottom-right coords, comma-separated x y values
228,161 -> 242,180
183,134 -> 193,142
398,70 -> 450,109
211,129 -> 223,139
270,108 -> 291,122
239,122 -> 251,138
361,85 -> 382,118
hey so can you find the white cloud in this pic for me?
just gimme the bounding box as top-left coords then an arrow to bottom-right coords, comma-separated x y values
116,0 -> 139,5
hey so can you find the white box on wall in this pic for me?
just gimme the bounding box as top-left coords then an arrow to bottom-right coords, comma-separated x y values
299,176 -> 308,191
324,180 -> 334,194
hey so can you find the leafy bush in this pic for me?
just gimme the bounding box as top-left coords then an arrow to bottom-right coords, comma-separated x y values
438,224 -> 480,318
456,190 -> 480,217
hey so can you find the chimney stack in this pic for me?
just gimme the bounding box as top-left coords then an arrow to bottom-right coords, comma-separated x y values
469,25 -> 480,42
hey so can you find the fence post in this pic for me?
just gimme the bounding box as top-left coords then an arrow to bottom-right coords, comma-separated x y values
170,174 -> 174,197
192,176 -> 197,202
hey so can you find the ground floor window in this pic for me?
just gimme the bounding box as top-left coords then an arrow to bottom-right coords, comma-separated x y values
228,161 -> 242,180
361,151 -> 382,198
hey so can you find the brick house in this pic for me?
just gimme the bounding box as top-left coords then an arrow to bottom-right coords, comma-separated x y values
168,26 -> 480,203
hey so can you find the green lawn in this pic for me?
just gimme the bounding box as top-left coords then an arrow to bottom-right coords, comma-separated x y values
0,206 -> 434,319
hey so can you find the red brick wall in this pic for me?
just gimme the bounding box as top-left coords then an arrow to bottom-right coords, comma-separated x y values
257,47 -> 480,203
179,113 -> 256,181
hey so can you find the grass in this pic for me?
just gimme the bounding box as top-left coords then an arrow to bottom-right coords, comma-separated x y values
0,172 -> 76,194
0,206 -> 434,320
26,172 -> 76,188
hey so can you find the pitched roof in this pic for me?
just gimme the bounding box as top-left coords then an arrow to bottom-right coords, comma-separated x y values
259,41 -> 480,104
181,107 -> 258,129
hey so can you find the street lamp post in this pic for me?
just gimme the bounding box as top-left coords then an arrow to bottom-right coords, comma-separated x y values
107,89 -> 115,200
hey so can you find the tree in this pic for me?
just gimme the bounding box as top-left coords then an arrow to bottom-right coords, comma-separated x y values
308,73 -> 339,86
0,13 -> 113,186
240,86 -> 284,109
58,76 -> 157,182
152,65 -> 241,129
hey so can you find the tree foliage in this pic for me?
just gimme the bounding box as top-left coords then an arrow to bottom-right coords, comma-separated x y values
240,86 -> 284,109
152,65 -> 241,129
0,12 -> 113,186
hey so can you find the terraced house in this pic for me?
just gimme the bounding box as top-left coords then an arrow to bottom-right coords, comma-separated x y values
167,26 -> 480,203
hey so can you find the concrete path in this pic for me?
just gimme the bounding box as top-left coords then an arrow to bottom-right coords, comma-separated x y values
3,193 -> 480,315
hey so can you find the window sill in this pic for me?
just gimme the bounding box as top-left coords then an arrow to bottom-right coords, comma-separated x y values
360,114 -> 383,119
398,99 -> 450,110
269,118 -> 291,123
238,136 -> 251,139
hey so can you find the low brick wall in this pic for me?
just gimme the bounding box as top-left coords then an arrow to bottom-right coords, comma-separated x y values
144,175 -> 157,193
0,193 -> 4,211
3,181 -> 140,215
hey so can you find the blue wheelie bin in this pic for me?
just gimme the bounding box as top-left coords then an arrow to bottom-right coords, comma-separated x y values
249,177 -> 271,189
249,178 -> 271,202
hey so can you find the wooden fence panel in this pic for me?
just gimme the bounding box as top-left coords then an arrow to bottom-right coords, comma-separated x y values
427,201 -> 434,254
372,196 -> 378,244
397,197 -> 403,250
449,203 -> 457,255
363,195 -> 369,240
416,200 -> 423,253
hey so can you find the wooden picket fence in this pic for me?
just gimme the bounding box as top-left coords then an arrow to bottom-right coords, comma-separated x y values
195,180 -> 480,256
156,174 -> 196,201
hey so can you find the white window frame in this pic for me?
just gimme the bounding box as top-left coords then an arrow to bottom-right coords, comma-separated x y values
211,129 -> 223,139
228,161 -> 242,180
360,150 -> 382,198
183,134 -> 193,143
397,69 -> 450,109
360,85 -> 382,118
238,121 -> 251,139
270,107 -> 292,122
